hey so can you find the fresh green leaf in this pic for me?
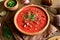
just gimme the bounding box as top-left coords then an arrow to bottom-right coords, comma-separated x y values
26,12 -> 31,19
25,12 -> 36,21
3,23 -> 14,40
31,14 -> 36,19
31,14 -> 36,21
8,0 -> 16,7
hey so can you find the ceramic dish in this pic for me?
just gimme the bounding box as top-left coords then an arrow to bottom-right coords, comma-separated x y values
14,5 -> 50,35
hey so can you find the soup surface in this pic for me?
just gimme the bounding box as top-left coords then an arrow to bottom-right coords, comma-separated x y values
16,6 -> 47,33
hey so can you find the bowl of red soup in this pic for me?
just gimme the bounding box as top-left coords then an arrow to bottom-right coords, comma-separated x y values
14,5 -> 50,35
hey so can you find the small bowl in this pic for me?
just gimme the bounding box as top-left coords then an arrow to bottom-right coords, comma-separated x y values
14,5 -> 50,35
4,0 -> 19,11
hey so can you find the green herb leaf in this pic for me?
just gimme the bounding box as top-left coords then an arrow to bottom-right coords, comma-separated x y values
25,12 -> 36,21
8,0 -> 16,7
3,23 -> 14,40
26,12 -> 31,19
31,14 -> 36,21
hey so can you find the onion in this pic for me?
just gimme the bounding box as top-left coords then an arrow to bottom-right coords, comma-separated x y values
23,0 -> 30,4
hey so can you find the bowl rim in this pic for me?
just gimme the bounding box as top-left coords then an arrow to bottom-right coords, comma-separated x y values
14,5 -> 50,35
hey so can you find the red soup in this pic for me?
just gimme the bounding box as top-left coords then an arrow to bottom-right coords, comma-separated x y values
16,6 -> 47,33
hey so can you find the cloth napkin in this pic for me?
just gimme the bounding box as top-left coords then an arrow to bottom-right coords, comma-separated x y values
6,20 -> 58,40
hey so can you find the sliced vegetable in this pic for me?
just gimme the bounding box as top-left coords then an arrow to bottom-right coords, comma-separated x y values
8,0 -> 16,7
2,23 -> 14,40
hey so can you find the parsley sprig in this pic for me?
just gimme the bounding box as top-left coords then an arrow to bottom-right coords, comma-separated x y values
26,12 -> 36,21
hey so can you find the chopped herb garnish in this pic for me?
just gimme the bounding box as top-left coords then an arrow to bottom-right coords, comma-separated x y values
25,12 -> 36,21
31,14 -> 36,21
8,0 -> 16,7
26,12 -> 31,19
